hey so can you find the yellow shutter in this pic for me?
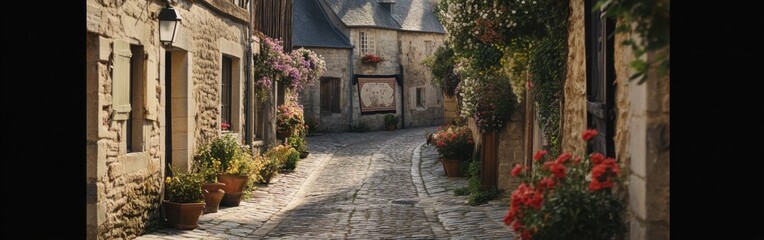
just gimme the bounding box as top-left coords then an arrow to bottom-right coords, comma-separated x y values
144,52 -> 157,120
112,40 -> 132,120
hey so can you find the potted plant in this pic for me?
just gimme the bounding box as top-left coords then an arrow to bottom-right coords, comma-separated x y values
163,172 -> 205,230
289,123 -> 310,158
259,145 -> 291,183
430,125 -> 474,177
503,129 -> 626,240
195,134 -> 261,207
384,114 -> 399,130
361,53 -> 384,64
192,155 -> 225,213
276,99 -> 303,142
305,114 -> 319,136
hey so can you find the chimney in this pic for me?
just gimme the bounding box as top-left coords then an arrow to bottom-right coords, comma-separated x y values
378,0 -> 395,13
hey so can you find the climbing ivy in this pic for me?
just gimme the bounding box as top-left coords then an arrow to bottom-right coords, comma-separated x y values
596,0 -> 670,84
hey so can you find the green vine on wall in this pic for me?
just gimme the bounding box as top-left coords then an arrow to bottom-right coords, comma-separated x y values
436,0 -> 568,148
596,0 -> 670,84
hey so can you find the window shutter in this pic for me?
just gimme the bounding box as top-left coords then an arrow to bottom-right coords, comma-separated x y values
426,85 -> 438,108
144,52 -> 157,120
112,40 -> 132,120
409,87 -> 417,110
320,79 -> 329,112
332,78 -> 340,113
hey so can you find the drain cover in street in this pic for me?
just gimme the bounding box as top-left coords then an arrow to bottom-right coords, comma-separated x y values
390,199 -> 418,205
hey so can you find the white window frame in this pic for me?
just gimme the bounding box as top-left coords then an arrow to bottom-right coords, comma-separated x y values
360,31 -> 376,55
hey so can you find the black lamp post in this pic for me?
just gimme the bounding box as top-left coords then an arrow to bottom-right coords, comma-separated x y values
159,5 -> 182,46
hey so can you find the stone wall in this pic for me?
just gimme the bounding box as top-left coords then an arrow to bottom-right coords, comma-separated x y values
350,28 -> 401,130
398,32 -> 446,128
617,33 -> 671,240
561,1 -> 670,238
86,0 -> 250,238
299,47 -> 353,132
561,0 -> 587,154
496,101 -> 526,192
86,1 -> 169,238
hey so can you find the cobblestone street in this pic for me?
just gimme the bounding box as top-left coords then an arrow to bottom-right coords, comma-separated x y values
138,127 -> 514,239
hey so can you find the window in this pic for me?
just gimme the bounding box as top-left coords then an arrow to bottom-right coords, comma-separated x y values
416,87 -> 424,108
127,45 -> 145,153
424,40 -> 434,56
320,77 -> 341,113
360,31 -> 375,55
221,56 -> 233,129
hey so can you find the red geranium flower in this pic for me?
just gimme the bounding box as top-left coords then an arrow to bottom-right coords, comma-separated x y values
511,164 -> 524,177
555,152 -> 572,164
582,129 -> 598,141
590,152 -> 605,164
533,150 -> 547,161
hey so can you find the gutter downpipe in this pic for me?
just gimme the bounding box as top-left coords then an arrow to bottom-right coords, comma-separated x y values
244,0 -> 254,147
399,63 -> 405,129
348,44 -> 354,130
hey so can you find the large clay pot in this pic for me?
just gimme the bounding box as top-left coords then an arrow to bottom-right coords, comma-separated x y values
299,151 -> 309,159
385,124 -> 396,131
217,174 -> 249,207
220,192 -> 244,207
217,174 -> 248,193
201,182 -> 225,213
163,200 -> 205,230
440,158 -> 465,177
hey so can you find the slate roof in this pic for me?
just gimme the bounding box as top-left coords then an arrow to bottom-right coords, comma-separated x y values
321,0 -> 402,30
320,0 -> 445,33
391,0 -> 446,33
292,0 -> 352,48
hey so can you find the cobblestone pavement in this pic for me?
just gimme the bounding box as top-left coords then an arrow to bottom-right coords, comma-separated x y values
137,127 -> 514,239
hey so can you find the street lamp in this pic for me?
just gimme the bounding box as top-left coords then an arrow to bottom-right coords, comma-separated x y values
159,5 -> 182,46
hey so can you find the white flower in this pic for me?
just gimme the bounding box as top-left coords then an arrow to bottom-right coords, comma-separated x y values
522,1 -> 525,4
512,10 -> 516,14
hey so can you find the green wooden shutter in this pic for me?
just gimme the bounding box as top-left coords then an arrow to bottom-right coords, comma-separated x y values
112,40 -> 132,120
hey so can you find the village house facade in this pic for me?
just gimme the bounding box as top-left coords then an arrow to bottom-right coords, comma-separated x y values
85,0 -> 293,238
292,0 -> 446,132
482,0 -> 670,239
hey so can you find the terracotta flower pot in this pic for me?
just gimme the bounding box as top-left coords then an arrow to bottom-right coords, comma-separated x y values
163,200 -> 205,230
440,158 -> 465,177
217,174 -> 249,207
385,124 -> 396,131
220,192 -> 244,207
300,151 -> 309,159
217,174 -> 248,193
201,182 -> 225,213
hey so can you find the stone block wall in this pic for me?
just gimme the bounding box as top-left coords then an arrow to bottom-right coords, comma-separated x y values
299,47 -> 353,132
350,28 -> 401,130
86,0 -> 251,238
561,0 -> 587,154
496,101 -> 526,192
616,33 -> 670,240
398,32 -> 445,128
561,1 -> 670,239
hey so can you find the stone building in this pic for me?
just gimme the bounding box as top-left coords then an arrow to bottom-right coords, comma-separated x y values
560,0 -> 670,239
292,0 -> 446,131
85,0 -> 291,238
494,0 -> 669,238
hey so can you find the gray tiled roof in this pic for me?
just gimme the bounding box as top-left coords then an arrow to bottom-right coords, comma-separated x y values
321,0 -> 401,29
292,0 -> 353,48
391,0 -> 445,33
